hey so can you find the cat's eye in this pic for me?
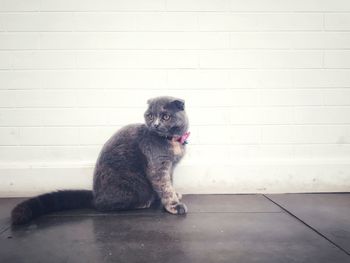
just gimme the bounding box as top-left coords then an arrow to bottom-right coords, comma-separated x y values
147,113 -> 153,119
162,114 -> 170,120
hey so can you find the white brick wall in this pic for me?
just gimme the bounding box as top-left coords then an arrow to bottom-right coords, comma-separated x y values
0,0 -> 350,196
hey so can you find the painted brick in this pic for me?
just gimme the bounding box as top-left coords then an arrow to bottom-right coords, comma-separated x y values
19,127 -> 80,145
0,146 -> 99,162
324,51 -> 350,68
0,71 -> 44,90
0,52 -> 11,69
194,125 -> 232,144
39,0 -> 164,11
256,145 -> 295,159
261,126 -> 296,144
325,13 -> 350,30
74,13 -> 198,31
0,0 -> 40,11
188,107 -> 230,125
76,51 -> 197,69
198,13 -> 323,31
0,109 -> 43,126
40,32 -> 228,50
229,0 -> 350,12
260,89 -> 325,106
199,51 -> 323,69
228,70 -> 294,89
229,126 -> 261,144
167,70 -> 230,90
0,90 -> 17,107
229,32 -> 350,49
75,70 -> 167,90
227,107 -> 295,125
323,89 -> 350,105
77,127 -> 121,145
0,128 -> 20,146
0,33 -> 40,50
228,69 -> 350,89
166,0 -> 230,11
185,145 -> 231,164
11,51 -> 76,69
0,90 -> 77,108
0,13 -> 74,31
294,144 -> 350,159
0,70 -> 167,90
293,70 -> 350,88
294,125 -> 350,144
294,107 -> 350,124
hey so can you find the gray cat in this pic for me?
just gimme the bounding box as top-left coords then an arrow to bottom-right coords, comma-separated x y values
11,96 -> 189,225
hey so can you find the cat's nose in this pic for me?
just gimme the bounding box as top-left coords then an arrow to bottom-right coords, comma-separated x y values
153,118 -> 160,128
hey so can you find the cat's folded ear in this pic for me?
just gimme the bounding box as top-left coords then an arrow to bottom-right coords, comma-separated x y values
167,99 -> 185,111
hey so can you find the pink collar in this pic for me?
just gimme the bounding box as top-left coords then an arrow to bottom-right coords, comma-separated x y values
174,131 -> 190,145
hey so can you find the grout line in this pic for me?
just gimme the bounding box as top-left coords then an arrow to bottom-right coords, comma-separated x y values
2,88 -> 350,91
1,105 -> 350,109
1,68 -> 350,71
3,30 -> 350,33
2,49 -> 350,51
2,124 -> 350,128
1,143 -> 350,147
0,224 -> 10,236
263,194 -> 350,256
1,11 -> 350,14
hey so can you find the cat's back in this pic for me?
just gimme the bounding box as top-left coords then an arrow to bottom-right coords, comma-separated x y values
106,123 -> 145,147
95,123 -> 147,167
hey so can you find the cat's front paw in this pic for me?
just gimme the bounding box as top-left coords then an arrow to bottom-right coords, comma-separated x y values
164,202 -> 187,215
175,203 -> 187,215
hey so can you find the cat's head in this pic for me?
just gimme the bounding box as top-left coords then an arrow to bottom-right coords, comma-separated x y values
144,96 -> 189,138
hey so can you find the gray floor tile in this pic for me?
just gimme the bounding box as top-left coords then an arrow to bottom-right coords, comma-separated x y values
266,193 -> 350,254
1,212 -> 349,263
49,194 -> 281,216
0,198 -> 26,233
1,195 -> 349,263
5,194 -> 280,218
182,194 -> 282,213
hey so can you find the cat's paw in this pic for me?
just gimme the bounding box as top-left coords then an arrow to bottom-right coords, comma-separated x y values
164,202 -> 187,215
175,203 -> 187,215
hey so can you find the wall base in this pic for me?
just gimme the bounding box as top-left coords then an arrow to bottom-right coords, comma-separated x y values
0,159 -> 349,197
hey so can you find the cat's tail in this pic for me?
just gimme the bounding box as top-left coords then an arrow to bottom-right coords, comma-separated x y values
11,190 -> 93,225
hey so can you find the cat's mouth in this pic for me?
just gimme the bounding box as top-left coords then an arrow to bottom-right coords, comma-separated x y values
150,126 -> 171,137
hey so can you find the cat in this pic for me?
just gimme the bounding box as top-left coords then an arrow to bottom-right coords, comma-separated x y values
11,96 -> 189,225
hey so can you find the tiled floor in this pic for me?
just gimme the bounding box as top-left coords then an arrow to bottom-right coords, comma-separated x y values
0,194 -> 349,263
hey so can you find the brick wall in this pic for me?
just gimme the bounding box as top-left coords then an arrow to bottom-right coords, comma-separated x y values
0,0 -> 350,196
